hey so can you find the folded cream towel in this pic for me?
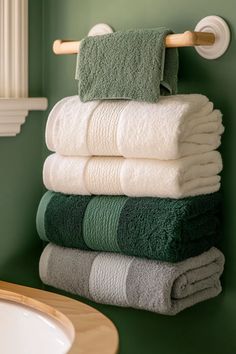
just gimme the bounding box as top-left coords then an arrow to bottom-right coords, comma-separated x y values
43,151 -> 222,198
46,95 -> 224,160
39,244 -> 224,315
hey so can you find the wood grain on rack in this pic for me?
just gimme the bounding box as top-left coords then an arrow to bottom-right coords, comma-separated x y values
0,281 -> 118,354
53,31 -> 215,54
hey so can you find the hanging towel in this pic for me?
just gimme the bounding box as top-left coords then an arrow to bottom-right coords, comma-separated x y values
39,244 -> 224,315
37,191 -> 221,262
76,28 -> 178,103
46,95 -> 224,160
43,151 -> 222,198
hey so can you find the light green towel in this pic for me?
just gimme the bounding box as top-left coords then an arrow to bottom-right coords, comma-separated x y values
76,28 -> 178,103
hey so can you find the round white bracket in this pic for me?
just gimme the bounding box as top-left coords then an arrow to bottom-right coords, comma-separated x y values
194,16 -> 230,59
88,23 -> 114,37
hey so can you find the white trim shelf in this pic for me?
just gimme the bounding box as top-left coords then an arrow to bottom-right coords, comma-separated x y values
0,97 -> 48,136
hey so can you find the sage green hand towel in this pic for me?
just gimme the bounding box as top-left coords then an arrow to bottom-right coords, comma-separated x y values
37,191 -> 221,262
76,28 -> 178,103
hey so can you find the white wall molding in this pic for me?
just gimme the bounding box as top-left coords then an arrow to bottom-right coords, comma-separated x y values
0,0 -> 28,97
0,0 -> 47,136
0,98 -> 48,136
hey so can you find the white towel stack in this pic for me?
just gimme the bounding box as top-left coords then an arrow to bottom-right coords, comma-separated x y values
44,94 -> 224,198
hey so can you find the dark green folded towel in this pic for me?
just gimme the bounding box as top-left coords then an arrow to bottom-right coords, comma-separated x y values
37,192 -> 221,262
76,28 -> 178,103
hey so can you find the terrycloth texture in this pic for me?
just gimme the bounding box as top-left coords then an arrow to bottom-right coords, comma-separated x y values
46,95 -> 224,160
43,151 -> 222,198
39,244 -> 224,315
37,191 -> 221,262
76,28 -> 178,103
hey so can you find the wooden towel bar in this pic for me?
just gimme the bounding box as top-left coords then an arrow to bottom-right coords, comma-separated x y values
53,31 -> 215,55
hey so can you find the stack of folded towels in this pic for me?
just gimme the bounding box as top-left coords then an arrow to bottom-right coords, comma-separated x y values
37,28 -> 225,315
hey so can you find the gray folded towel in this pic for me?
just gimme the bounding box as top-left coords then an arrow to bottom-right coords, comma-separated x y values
40,244 -> 224,315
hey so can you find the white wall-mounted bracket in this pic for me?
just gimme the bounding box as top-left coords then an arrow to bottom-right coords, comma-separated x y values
87,23 -> 113,37
194,16 -> 230,59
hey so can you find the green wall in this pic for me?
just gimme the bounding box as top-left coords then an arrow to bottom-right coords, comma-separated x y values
1,0 -> 236,353
42,1 -> 236,353
0,0 -> 44,287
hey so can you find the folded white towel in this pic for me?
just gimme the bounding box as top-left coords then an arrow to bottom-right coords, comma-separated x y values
43,151 -> 222,198
46,95 -> 224,160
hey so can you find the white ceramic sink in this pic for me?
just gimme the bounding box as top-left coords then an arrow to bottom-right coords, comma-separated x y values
0,299 -> 73,354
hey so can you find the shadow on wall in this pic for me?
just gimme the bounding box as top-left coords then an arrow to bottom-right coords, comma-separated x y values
178,47 -> 236,293
0,245 -> 43,288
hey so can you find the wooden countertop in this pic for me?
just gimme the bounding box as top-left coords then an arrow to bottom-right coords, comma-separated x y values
0,281 -> 119,354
